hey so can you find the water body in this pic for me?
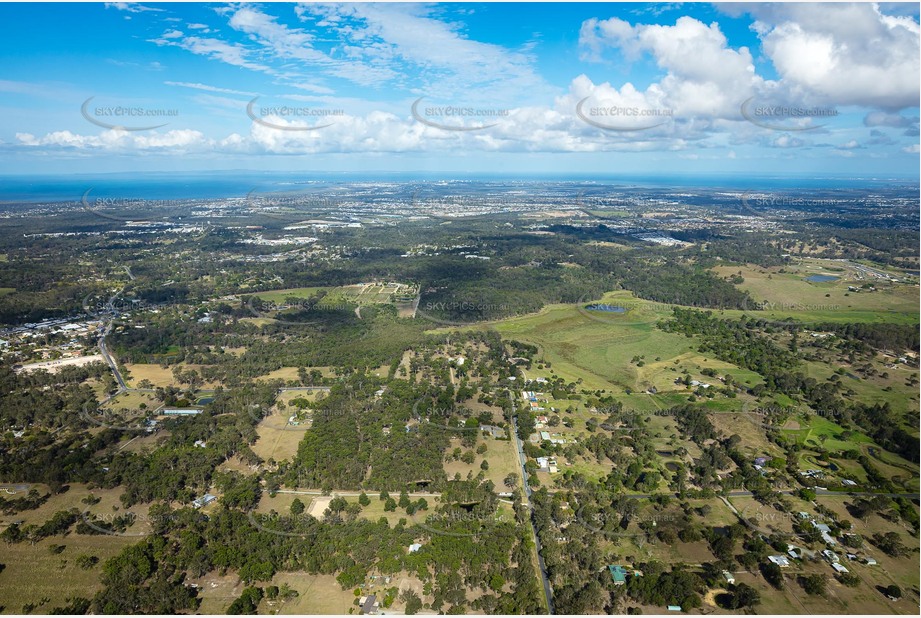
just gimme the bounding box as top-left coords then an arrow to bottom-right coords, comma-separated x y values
585,304 -> 627,313
0,171 -> 915,203
804,274 -> 839,283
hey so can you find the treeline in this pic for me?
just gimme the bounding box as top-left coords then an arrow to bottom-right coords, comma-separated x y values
812,321 -> 919,353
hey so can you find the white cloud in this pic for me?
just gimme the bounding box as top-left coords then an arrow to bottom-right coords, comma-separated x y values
149,35 -> 271,74
104,2 -> 162,13
165,81 -> 257,97
747,3 -> 919,109
864,111 -> 919,128
578,16 -> 765,118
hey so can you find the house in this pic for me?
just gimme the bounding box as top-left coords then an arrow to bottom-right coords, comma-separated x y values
536,456 -> 558,474
609,565 -> 628,585
813,521 -> 837,545
754,457 -> 769,466
359,595 -> 378,615
193,440 -> 207,448
539,431 -> 552,441
192,494 -> 216,509
822,549 -> 840,563
832,563 -> 849,574
788,546 -> 801,559
479,424 -> 504,438
606,565 -> 642,585
408,543 -> 422,553
864,557 -> 877,566
667,606 -> 682,612
845,553 -> 858,561
722,571 -> 735,585
841,479 -> 857,486
768,555 -> 790,567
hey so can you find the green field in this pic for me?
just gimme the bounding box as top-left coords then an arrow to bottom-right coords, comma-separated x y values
494,291 -> 745,397
713,261 -> 919,324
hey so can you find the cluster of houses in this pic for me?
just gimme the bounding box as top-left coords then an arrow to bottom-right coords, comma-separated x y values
523,390 -> 546,412
799,468 -> 859,489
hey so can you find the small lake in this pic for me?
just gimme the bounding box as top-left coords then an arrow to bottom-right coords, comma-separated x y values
196,397 -> 215,405
585,304 -> 627,313
804,274 -> 839,283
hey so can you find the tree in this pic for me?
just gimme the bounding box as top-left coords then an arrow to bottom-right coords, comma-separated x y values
728,583 -> 760,609
836,573 -> 860,588
401,590 -> 422,615
884,584 -> 902,599
358,492 -> 371,506
799,574 -> 826,596
290,498 -> 305,516
480,460 -> 490,471
760,562 -> 784,589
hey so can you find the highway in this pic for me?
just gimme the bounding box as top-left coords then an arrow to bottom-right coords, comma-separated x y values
98,288 -> 128,392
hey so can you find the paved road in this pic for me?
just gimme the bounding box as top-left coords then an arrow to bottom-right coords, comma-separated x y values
612,489 -> 920,500
510,390 -> 555,615
277,386 -> 332,393
98,288 -> 128,392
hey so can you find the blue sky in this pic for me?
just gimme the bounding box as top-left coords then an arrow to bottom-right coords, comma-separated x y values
0,2 -> 918,177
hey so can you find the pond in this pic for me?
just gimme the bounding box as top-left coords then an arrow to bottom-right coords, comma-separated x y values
804,274 -> 839,283
585,304 -> 627,313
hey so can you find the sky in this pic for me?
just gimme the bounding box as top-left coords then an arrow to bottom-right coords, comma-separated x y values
0,1 -> 918,177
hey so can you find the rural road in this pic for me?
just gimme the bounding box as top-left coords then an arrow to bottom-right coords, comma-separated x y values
275,489 -> 442,499
510,389 -> 555,615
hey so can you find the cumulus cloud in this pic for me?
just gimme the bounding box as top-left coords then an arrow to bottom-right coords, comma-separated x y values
579,16 -> 764,118
744,3 -> 919,109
